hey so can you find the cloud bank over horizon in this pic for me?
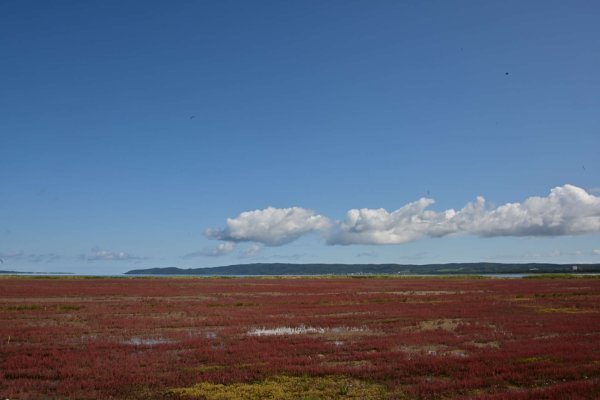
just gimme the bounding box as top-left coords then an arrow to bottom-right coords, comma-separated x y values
79,248 -> 145,262
183,242 -> 236,258
0,251 -> 60,263
205,185 -> 600,251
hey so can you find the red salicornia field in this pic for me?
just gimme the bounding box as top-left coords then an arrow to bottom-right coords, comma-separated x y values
1,276 -> 599,399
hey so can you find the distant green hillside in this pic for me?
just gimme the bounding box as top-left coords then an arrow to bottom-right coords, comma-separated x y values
125,263 -> 600,276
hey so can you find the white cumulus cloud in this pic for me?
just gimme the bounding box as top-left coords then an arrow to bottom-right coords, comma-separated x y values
327,198 -> 458,245
328,184 -> 600,245
206,185 -> 600,247
468,184 -> 600,237
205,207 -> 330,246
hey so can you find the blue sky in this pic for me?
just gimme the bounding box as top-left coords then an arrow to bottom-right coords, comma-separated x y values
1,1 -> 599,274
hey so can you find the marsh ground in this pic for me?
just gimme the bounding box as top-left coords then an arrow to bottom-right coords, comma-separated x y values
1,276 -> 599,399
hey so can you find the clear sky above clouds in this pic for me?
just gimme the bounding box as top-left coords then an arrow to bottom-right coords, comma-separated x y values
1,1 -> 599,274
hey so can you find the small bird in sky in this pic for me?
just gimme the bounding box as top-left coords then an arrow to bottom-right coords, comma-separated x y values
190,115 -> 196,119
505,72 -> 509,76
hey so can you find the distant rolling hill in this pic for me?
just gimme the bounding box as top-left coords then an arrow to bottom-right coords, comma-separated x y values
125,263 -> 600,276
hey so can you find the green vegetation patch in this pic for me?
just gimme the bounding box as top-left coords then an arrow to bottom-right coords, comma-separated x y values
518,356 -> 552,363
539,307 -> 596,314
524,274 -> 600,279
4,304 -> 44,311
187,364 -> 226,373
169,375 -> 387,399
58,304 -> 82,311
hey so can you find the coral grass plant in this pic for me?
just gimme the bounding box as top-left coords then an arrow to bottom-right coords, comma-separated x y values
0,276 -> 599,399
